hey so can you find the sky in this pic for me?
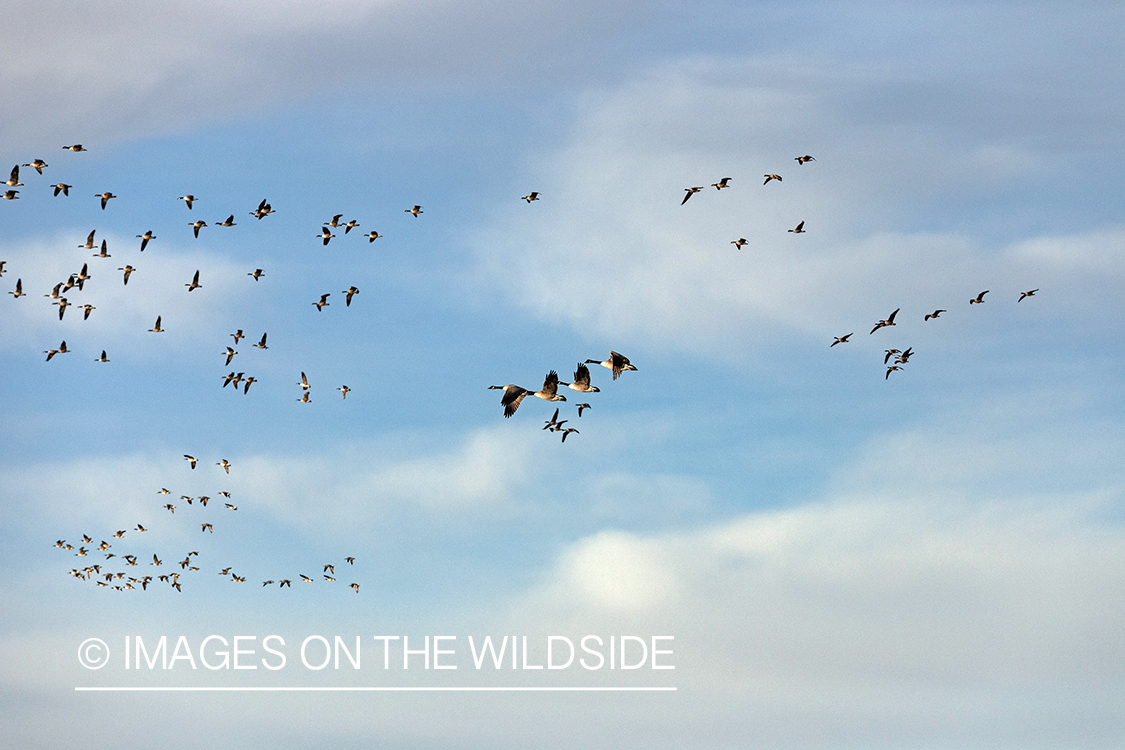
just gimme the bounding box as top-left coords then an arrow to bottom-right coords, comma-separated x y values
2,1 -> 1124,747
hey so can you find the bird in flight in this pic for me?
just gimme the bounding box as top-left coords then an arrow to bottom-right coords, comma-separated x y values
831,333 -> 853,347
313,293 -> 330,311
1,190 -> 17,200
179,195 -> 197,209
136,230 -> 156,251
23,158 -> 48,174
969,290 -> 989,305
924,309 -> 945,321
870,308 -> 900,334
254,332 -> 268,350
117,265 -> 134,285
79,230 -> 96,249
184,455 -> 198,469
788,221 -> 806,234
63,144 -> 88,152
883,349 -> 901,365
344,219 -> 360,234
223,347 -> 237,366
231,329 -> 244,344
577,403 -> 591,417
96,192 -> 116,209
585,351 -> 637,380
190,220 -> 207,238
1018,289 -> 1038,302
53,183 -> 71,196
338,385 -> 350,399
342,286 -> 359,306
522,192 -> 540,203
318,227 -> 335,245
795,155 -> 816,165
4,166 -> 23,187
297,372 -> 310,390
682,186 -> 703,205
405,205 -> 423,217
93,240 -> 111,258
562,363 -> 600,393
185,270 -> 202,292
216,214 -> 236,227
763,174 -> 782,185
560,427 -> 580,443
217,459 -> 231,474
9,278 -> 25,298
712,177 -> 732,190
96,350 -> 109,362
248,268 -> 265,281
731,238 -> 748,250
365,230 -> 383,242
325,214 -> 343,228
886,365 -> 903,380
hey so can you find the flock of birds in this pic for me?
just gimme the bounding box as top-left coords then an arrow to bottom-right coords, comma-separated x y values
55,455 -> 361,593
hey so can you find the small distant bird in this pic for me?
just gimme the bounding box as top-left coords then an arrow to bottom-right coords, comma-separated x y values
577,403 -> 591,417
254,332 -> 268,350
350,583 -> 359,593
44,341 -> 68,361
297,391 -> 311,403
96,192 -> 116,209
8,278 -> 25,298
1018,289 -> 1038,302
93,239 -> 110,258
242,376 -> 256,393
201,523 -> 213,533
924,309 -> 946,321
342,286 -> 359,306
325,214 -> 343,228
223,347 -> 237,366
895,347 -> 914,364
795,155 -> 816,164
250,198 -> 274,219
344,219 -> 360,233
297,372 -> 310,390
831,334 -> 853,347
788,221 -> 806,234
184,454 -> 198,469
731,238 -> 748,249
560,427 -> 580,443
4,166 -> 23,186
405,205 -> 423,217
217,459 -> 231,474
870,308 -> 899,334
682,186 -> 703,204
190,220 -> 207,238
969,290 -> 989,305
23,159 -> 48,174
63,144 -> 88,152
324,575 -> 336,582
152,554 -> 162,565
884,349 -> 901,365
313,293 -> 330,311
324,564 -> 335,574
55,297 -> 70,320
318,227 -> 335,245
543,408 -> 565,431
185,270 -> 201,291
300,575 -> 312,583
216,214 -> 236,227
96,350 -> 109,362
584,351 -> 637,380
279,579 -> 291,588
53,183 -> 71,196
365,231 -> 382,242
225,503 -> 237,510
231,329 -> 244,344
712,177 -> 732,190
248,268 -> 264,281
522,192 -> 540,203
135,524 -> 147,532
338,385 -> 350,399
79,230 -> 96,249
79,304 -> 95,320
886,366 -> 903,380
763,174 -> 782,184
179,195 -> 197,209
345,557 -> 355,564
136,230 -> 156,251
118,265 -> 134,285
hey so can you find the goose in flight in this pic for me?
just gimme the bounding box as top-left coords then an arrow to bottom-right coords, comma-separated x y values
231,329 -> 244,344
795,155 -> 816,165
318,227 -> 335,245
313,293 -> 330,311
350,583 -> 360,593
325,214 -> 343,228
763,174 -> 782,185
883,349 -> 901,365
79,304 -> 95,320
870,308 -> 899,334
560,427 -> 579,443
93,240 -> 110,258
63,144 -> 88,152
54,297 -> 70,320
248,268 -> 264,281
178,195 -> 197,209
924,309 -> 945,321
216,214 -> 236,227
344,219 -> 360,234
184,455 -> 198,469
531,370 -> 567,404
297,392 -> 311,403
297,372 -> 310,389
522,192 -> 540,203
118,265 -> 134,285
79,230 -> 96,249
831,333 -> 852,347
185,270 -> 202,291
53,183 -> 71,196
543,408 -> 565,431
489,384 -> 529,418
75,263 -> 91,289
96,192 -> 116,209
223,347 -> 237,366
584,351 -> 637,380
405,205 -> 423,217
1,190 -> 17,200
365,230 -> 382,242
731,238 -> 748,249
23,159 -> 48,174
217,459 -> 231,474
201,523 -> 213,533
712,177 -> 732,190
345,557 -> 355,564
251,198 -> 274,219
254,332 -> 268,349
886,365 -> 903,380
342,286 -> 359,306
562,363 -> 600,393
969,290 -> 989,304
577,403 -> 591,417
1018,289 -> 1038,302
9,278 -> 25,298
788,220 -> 805,233
681,186 -> 703,204
242,376 -> 256,393
190,220 -> 207,238
324,564 -> 335,574
44,341 -> 68,361
3,165 -> 22,187
337,385 -> 350,399
895,347 -> 914,364
299,575 -> 313,583
96,350 -> 109,362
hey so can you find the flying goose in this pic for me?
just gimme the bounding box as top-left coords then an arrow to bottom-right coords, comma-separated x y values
242,376 -> 256,393
313,293 -> 330,311
79,230 -> 96,249
318,227 -> 335,245
350,583 -> 359,593
883,349 -> 901,365
178,195 -> 197,209
584,351 -> 637,380
118,265 -> 134,285
231,329 -> 244,344
53,183 -> 71,196
831,333 -> 852,347
788,220 -> 805,233
886,365 -> 903,380
342,286 -> 359,306
3,166 -> 22,187
216,214 -> 236,227
190,220 -> 207,238
560,427 -> 579,442
1018,289 -> 1038,302
344,219 -> 360,233
54,297 -> 70,320
9,278 -> 25,298
577,403 -> 591,417
251,198 -> 274,219
543,408 -> 564,431
63,144 -> 87,152
185,270 -> 201,291
712,177 -> 732,190
23,158 -> 48,174
78,304 -> 95,320
681,186 -> 703,204
405,205 -> 423,217
44,341 -> 68,361
795,154 -> 816,164
562,362 -> 600,393
95,350 -> 109,362
297,372 -> 310,390
337,385 -> 350,399
223,347 -> 237,366
324,214 -> 343,228
869,308 -> 899,334
969,290 -> 988,304
531,370 -> 566,403
93,240 -> 110,258
924,309 -> 945,321
96,192 -> 115,209
217,459 -> 231,474
1,190 -> 18,200
522,192 -> 540,202
490,384 -> 530,418
763,174 -> 782,184
253,332 -> 268,349
248,268 -> 264,280
365,230 -> 383,242
731,238 -> 748,249
184,455 -> 197,469
201,523 -> 213,533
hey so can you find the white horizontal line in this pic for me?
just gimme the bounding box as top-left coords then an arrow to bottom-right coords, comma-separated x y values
75,686 -> 676,692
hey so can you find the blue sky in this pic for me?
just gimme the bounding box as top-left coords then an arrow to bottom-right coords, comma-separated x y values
3,2 -> 1125,748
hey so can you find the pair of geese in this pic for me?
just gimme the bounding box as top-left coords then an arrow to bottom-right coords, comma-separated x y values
492,352 -> 637,418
